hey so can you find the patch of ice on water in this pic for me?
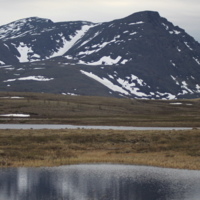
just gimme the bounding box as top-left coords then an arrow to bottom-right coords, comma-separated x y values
80,70 -> 129,95
0,61 -> 5,65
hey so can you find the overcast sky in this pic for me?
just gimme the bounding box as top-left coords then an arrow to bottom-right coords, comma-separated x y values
1,0 -> 200,42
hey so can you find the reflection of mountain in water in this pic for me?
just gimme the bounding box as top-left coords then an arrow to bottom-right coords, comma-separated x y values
0,164 -> 200,200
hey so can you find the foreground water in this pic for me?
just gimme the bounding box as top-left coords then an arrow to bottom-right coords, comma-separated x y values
0,164 -> 200,200
0,124 -> 192,130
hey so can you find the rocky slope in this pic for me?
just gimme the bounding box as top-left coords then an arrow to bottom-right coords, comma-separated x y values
0,11 -> 200,99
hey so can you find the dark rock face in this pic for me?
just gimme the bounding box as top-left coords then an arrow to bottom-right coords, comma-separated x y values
0,11 -> 200,99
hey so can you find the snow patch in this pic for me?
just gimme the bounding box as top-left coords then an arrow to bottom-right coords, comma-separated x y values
161,23 -> 169,30
15,42 -> 33,62
184,42 -> 193,50
80,70 -> 129,95
130,32 -> 137,36
50,25 -> 93,58
129,21 -> 144,25
170,60 -> 176,67
4,76 -> 54,82
0,61 -> 5,65
193,57 -> 200,65
177,47 -> 181,52
169,102 -> 182,105
0,114 -> 30,117
78,56 -> 122,65
117,78 -> 147,97
170,75 -> 179,85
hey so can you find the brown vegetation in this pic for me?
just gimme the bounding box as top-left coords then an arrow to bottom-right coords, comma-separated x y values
0,128 -> 200,170
0,92 -> 199,127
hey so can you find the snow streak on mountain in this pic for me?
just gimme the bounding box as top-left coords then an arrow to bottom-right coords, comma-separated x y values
0,11 -> 200,99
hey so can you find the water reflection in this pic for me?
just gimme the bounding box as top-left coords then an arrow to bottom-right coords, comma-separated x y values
0,164 -> 200,200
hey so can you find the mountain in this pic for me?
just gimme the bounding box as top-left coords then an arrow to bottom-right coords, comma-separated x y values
0,11 -> 200,99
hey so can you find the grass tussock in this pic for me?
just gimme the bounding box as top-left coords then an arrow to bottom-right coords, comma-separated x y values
0,128 -> 200,170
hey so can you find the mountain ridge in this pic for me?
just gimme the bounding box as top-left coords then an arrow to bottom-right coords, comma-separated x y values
0,11 -> 200,100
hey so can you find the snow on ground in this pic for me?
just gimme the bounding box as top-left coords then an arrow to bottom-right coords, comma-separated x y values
80,70 -> 129,95
170,60 -> 176,67
196,84 -> 200,93
0,96 -> 24,99
0,114 -> 30,117
121,59 -> 129,64
162,23 -> 169,30
76,35 -> 122,58
181,81 -> 193,94
169,102 -> 182,105
79,56 -> 122,65
15,42 -> 33,62
50,25 -> 94,58
129,21 -> 144,25
184,42 -> 193,51
117,78 -> 147,97
177,47 -> 181,52
170,75 -> 179,85
130,32 -> 137,35
3,76 -> 54,82
0,65 -> 12,68
193,57 -> 200,65
156,92 -> 176,100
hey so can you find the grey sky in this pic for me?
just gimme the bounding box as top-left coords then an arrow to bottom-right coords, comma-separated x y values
1,0 -> 200,42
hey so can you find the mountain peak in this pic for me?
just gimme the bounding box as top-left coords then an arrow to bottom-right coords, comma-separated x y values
0,11 -> 200,99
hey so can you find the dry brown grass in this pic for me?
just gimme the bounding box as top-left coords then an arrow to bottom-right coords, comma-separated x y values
0,92 -> 199,127
0,128 -> 200,170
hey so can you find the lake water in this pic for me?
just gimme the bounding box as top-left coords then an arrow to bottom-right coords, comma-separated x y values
0,164 -> 200,200
0,124 -> 193,130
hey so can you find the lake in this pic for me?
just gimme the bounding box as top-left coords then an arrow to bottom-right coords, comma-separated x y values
0,164 -> 200,200
0,124 -> 193,130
